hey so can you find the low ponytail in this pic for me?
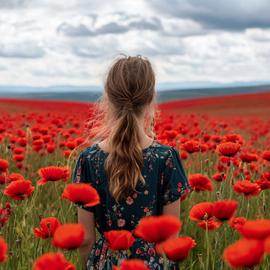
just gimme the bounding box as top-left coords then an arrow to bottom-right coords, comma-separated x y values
105,105 -> 146,204
82,55 -> 157,204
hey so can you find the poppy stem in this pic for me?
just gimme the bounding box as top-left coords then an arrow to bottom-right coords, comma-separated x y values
53,182 -> 66,221
263,191 -> 266,216
205,224 -> 210,270
246,198 -> 250,218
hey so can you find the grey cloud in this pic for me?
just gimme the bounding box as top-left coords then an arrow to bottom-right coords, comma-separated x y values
57,22 -> 127,37
57,23 -> 95,37
128,17 -> 163,31
57,16 -> 163,37
0,0 -> 103,10
148,0 -> 270,30
72,46 -> 103,58
135,45 -> 184,57
97,22 -> 129,34
0,42 -> 45,58
0,0 -> 28,8
96,18 -> 162,33
71,35 -> 184,59
71,38 -> 120,58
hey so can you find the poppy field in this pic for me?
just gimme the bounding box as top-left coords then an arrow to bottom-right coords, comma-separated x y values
0,91 -> 270,270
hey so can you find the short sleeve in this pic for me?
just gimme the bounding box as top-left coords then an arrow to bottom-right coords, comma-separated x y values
72,152 -> 95,213
161,147 -> 192,206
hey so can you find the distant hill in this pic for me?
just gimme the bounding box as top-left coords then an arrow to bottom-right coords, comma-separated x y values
0,84 -> 269,103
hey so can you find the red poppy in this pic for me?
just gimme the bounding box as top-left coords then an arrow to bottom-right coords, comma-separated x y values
264,236 -> 270,254
13,147 -> 24,154
76,137 -> 85,146
37,166 -> 70,185
42,135 -> 51,143
234,180 -> 261,197
189,202 -> 222,230
33,217 -> 61,239
164,129 -> 178,140
16,162 -> 23,169
189,202 -> 213,222
181,140 -> 200,154
212,200 -> 238,221
249,163 -> 259,172
104,230 -> 135,251
32,134 -> 41,140
180,151 -> 188,160
219,156 -> 231,165
61,183 -> 100,207
13,154 -> 24,162
228,216 -> 247,230
198,219 -> 222,230
33,145 -> 43,152
188,174 -> 213,192
18,138 -> 27,146
232,157 -> 240,167
52,223 -> 85,250
262,150 -> 270,161
39,127 -> 48,135
155,236 -> 196,262
0,159 -> 8,173
256,178 -> 270,190
3,180 -> 35,200
216,163 -> 226,173
133,215 -> 181,243
47,144 -> 56,153
240,152 -> 258,163
224,134 -> 243,144
63,150 -> 71,159
200,143 -> 209,152
33,252 -> 75,270
0,236 -> 8,262
203,134 -> 211,142
211,135 -> 223,143
32,139 -> 43,146
212,173 -> 226,182
223,238 -> 264,268
7,173 -> 25,183
216,142 -> 240,157
238,220 -> 270,239
113,259 -> 150,270
0,202 -> 11,228
66,140 -> 76,150
256,172 -> 270,190
0,174 -> 6,185
262,172 -> 270,181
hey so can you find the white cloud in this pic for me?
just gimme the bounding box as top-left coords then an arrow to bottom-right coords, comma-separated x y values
0,0 -> 269,86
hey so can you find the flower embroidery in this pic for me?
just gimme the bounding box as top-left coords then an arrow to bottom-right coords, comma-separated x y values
117,218 -> 126,227
74,142 -> 190,270
126,196 -> 134,205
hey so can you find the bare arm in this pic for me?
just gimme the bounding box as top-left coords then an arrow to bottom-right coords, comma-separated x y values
162,198 -> 181,239
77,207 -> 96,269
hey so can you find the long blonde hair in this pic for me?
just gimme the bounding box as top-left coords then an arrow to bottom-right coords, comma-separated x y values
73,54 -> 160,204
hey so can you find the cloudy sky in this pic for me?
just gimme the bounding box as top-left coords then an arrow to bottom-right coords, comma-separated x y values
0,0 -> 270,87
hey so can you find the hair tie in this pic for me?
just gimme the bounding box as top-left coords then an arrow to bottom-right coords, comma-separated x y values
123,102 -> 133,112
123,106 -> 133,112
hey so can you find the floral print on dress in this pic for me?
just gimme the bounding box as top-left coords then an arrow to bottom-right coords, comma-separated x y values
72,140 -> 193,270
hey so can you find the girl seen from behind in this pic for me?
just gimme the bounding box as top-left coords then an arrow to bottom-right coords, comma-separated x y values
72,55 -> 192,270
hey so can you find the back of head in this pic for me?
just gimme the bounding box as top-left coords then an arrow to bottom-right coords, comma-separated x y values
79,54 -> 159,204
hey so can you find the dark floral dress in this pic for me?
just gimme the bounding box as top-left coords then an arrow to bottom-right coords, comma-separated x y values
72,140 -> 193,270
